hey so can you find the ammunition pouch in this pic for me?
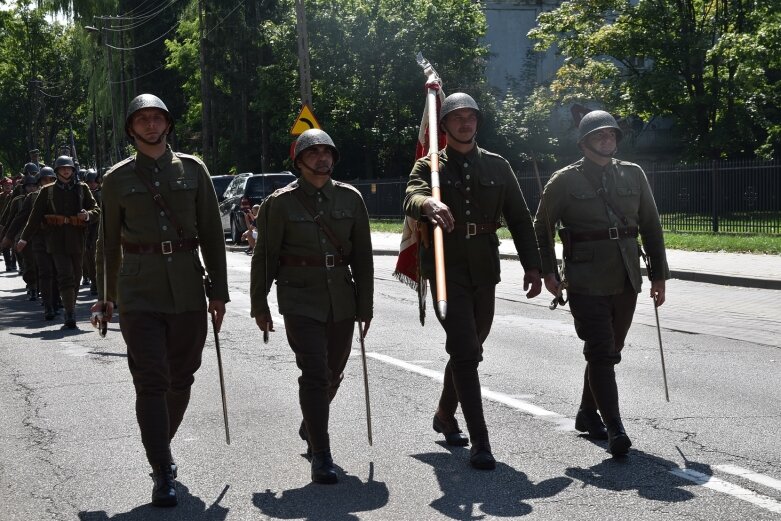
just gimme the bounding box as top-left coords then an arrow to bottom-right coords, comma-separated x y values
44,214 -> 87,227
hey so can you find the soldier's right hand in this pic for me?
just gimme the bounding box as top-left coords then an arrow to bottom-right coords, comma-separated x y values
422,197 -> 454,233
543,273 -> 559,296
0,236 -> 10,249
255,313 -> 274,335
90,301 -> 114,326
14,239 -> 26,252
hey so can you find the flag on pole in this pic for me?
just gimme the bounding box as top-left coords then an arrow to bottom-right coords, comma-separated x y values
392,81 -> 446,290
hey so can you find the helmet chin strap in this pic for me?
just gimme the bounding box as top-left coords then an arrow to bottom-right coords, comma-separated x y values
444,127 -> 477,145
299,159 -> 333,177
583,142 -> 617,158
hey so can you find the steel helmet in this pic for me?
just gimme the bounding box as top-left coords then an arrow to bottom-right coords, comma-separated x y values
23,162 -> 40,175
38,166 -> 56,181
125,93 -> 174,138
22,174 -> 38,186
439,93 -> 481,124
578,110 -> 623,144
293,129 -> 339,164
53,156 -> 76,173
85,169 -> 99,183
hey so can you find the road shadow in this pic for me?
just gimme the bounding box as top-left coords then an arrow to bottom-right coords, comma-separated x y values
253,462 -> 389,521
78,483 -> 229,521
564,447 -> 709,501
412,443 -> 572,519
0,284 -> 99,336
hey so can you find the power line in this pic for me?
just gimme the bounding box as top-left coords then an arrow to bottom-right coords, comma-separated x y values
204,0 -> 246,38
109,64 -> 166,84
96,0 -> 182,31
103,19 -> 181,51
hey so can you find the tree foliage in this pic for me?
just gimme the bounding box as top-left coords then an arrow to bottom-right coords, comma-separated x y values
528,0 -> 781,159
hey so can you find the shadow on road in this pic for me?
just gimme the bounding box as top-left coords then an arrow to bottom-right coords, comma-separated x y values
565,447 -> 710,502
412,443 -> 572,519
253,462 -> 389,521
78,483 -> 229,521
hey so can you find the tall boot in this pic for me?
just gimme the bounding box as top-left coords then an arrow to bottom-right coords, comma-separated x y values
311,450 -> 338,484
150,463 -> 177,507
575,366 -> 608,439
451,362 -> 495,469
588,362 -> 631,455
61,287 -> 76,328
432,361 -> 468,446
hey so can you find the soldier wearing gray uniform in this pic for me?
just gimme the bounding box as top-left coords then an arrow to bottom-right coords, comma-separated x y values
534,110 -> 669,456
250,129 -> 373,485
404,93 -> 542,470
92,94 -> 229,507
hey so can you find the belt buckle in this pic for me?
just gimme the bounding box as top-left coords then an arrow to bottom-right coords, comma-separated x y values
161,241 -> 173,255
325,254 -> 335,268
465,222 -> 477,239
608,227 -> 619,240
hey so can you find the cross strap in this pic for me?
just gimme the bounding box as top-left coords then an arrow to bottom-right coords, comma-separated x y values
292,187 -> 345,256
133,168 -> 185,238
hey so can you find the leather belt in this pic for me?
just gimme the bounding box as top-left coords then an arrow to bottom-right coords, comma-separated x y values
122,238 -> 199,255
278,254 -> 350,268
452,222 -> 502,238
570,226 -> 638,242
44,214 -> 87,227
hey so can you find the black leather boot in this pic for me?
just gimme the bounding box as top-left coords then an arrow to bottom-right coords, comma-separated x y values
63,311 -> 76,329
150,463 -> 177,507
606,418 -> 632,456
44,307 -> 56,321
311,450 -> 338,484
433,413 -> 469,446
575,408 -> 608,440
299,421 -> 312,459
469,434 -> 496,470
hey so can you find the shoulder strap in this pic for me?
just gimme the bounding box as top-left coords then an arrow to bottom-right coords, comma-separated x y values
582,167 -> 629,226
292,187 -> 345,255
133,168 -> 185,238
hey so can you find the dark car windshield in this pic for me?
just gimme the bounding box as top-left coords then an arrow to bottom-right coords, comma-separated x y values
245,174 -> 296,197
211,176 -> 234,199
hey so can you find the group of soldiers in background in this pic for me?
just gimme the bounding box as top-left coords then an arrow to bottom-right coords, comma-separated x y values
0,147 -> 102,328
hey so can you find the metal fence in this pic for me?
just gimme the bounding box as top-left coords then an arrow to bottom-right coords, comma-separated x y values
351,159 -> 781,235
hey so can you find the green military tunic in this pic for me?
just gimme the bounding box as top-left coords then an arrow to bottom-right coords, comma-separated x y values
20,181 -> 99,254
404,145 -> 541,285
96,146 -> 229,313
534,157 -> 670,296
250,176 -> 373,323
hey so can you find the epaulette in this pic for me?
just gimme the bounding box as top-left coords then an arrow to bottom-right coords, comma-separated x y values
615,159 -> 640,168
270,180 -> 299,198
333,180 -> 362,196
104,156 -> 135,178
174,152 -> 207,169
479,148 -> 506,161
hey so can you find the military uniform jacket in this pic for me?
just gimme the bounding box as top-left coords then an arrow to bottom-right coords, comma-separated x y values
6,191 -> 38,241
534,157 -> 670,296
21,181 -> 98,254
96,147 -> 229,314
250,176 -> 374,323
404,144 -> 541,286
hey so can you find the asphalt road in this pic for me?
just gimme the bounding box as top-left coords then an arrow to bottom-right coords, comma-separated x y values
1,253 -> 780,520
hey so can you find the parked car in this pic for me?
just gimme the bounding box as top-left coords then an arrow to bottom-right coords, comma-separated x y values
219,172 -> 296,243
210,175 -> 236,202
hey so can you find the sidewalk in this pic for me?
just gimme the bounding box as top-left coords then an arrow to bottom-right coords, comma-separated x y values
369,232 -> 781,291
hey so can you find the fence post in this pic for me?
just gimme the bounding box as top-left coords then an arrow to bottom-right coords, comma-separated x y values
711,160 -> 719,233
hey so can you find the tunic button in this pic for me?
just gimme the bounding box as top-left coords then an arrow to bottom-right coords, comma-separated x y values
154,181 -> 160,187
465,175 -> 471,180
319,210 -> 324,215
162,225 -> 168,231
167,257 -> 172,263
318,198 -> 322,203
321,238 -> 326,243
154,167 -> 160,173
463,162 -> 469,168
491,181 -> 495,185
131,188 -> 135,192
465,200 -> 470,204
160,211 -> 165,216
466,210 -> 471,216
466,187 -> 471,192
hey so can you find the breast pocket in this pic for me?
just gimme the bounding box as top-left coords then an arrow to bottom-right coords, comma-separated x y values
329,208 -> 354,239
168,174 -> 198,215
615,185 -> 641,217
477,174 -> 503,218
120,184 -> 152,220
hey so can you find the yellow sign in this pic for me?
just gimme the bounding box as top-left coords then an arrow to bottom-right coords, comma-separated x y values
290,105 -> 321,136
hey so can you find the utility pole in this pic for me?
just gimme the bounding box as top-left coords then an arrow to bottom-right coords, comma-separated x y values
199,0 -> 213,168
295,0 -> 312,107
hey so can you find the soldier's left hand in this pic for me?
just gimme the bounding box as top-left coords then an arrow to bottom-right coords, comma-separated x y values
650,279 -> 666,307
0,236 -> 10,249
15,239 -> 27,253
209,299 -> 226,333
359,319 -> 371,338
523,268 -> 542,298
78,209 -> 89,222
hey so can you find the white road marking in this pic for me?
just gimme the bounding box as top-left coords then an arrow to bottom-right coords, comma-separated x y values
366,352 -> 564,420
670,468 -> 781,514
715,465 -> 781,492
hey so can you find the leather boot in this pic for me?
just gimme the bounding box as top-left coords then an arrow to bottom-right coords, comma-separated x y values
575,408 -> 608,440
311,450 -> 338,484
469,433 -> 496,470
433,413 -> 469,446
150,463 -> 177,507
606,418 -> 632,456
44,307 -> 56,321
299,421 -> 312,459
63,310 -> 77,329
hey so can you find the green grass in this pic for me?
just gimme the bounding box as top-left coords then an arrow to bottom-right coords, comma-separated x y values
371,219 -> 781,254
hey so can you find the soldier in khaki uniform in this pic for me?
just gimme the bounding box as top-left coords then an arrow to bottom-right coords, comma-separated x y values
534,110 -> 669,456
82,169 -> 101,295
404,93 -> 542,470
250,129 -> 373,485
91,94 -> 228,508
2,174 -> 42,301
18,156 -> 98,328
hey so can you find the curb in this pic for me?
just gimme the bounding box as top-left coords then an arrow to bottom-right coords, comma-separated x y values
227,245 -> 781,291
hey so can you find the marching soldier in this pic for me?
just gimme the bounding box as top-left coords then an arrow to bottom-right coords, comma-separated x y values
92,94 -> 229,507
2,174 -> 42,300
534,110 -> 669,456
250,129 -> 373,484
0,177 -> 17,270
18,156 -> 99,328
404,93 -> 542,470
82,169 -> 101,294
0,164 -> 38,272
29,149 -> 46,169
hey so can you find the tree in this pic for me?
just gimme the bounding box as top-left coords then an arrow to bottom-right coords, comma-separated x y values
528,0 -> 781,160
